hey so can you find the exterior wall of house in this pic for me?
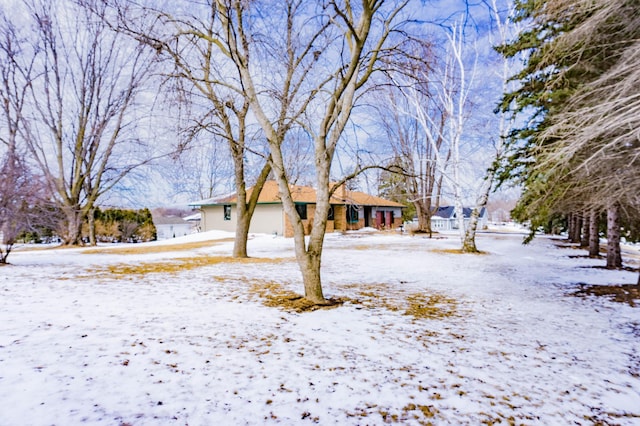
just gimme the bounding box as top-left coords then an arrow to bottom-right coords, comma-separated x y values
431,217 -> 453,231
201,205 -> 235,233
333,205 -> 346,232
430,214 -> 488,232
202,202 -> 404,236
156,223 -> 192,240
249,204 -> 284,235
345,206 -> 364,231
371,207 -> 403,230
201,204 -> 283,235
283,204 -> 337,237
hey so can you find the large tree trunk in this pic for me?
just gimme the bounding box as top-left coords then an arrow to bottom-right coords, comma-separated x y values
62,206 -> 84,246
269,153 -> 328,304
231,162 -> 271,258
588,209 -> 600,257
606,203 -> 622,268
233,213 -> 251,258
414,200 -> 432,235
299,237 -> 325,304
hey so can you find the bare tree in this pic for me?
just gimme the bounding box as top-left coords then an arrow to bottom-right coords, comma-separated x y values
10,0 -> 162,245
213,0 -> 410,303
460,0 -> 520,252
0,151 -> 47,263
0,10 -> 44,263
0,11 -> 34,156
115,1 -> 273,258
374,42 -> 449,236
168,133 -> 234,201
391,17 -> 476,243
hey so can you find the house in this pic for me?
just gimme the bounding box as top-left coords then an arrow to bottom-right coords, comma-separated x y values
152,215 -> 194,240
431,206 -> 488,231
189,180 -> 404,237
183,212 -> 202,231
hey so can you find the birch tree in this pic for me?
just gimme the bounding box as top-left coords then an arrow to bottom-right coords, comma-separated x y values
460,0 -> 520,252
375,44 -> 449,236
391,18 -> 476,244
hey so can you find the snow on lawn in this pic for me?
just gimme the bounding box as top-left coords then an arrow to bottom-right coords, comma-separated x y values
1,231 -> 639,425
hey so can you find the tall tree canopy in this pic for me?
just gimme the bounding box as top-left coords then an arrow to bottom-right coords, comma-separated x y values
498,0 -> 640,250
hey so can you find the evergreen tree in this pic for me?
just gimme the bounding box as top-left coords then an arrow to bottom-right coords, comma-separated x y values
498,0 -> 640,265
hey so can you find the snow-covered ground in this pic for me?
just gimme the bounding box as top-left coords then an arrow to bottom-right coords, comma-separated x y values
1,230 -> 639,425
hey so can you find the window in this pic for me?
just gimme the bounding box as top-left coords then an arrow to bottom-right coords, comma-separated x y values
327,205 -> 334,221
223,205 -> 231,221
346,205 -> 359,223
295,203 -> 307,220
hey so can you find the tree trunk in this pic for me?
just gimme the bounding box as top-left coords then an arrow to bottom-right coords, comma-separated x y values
462,170 -> 494,253
299,172 -> 332,304
575,214 -> 583,243
568,213 -> 581,243
269,155 -> 328,304
298,242 -> 325,304
580,211 -> 589,247
233,212 -> 250,258
88,207 -> 97,246
63,206 -> 84,245
231,162 -> 271,258
606,203 -> 622,268
588,209 -> 600,257
415,201 -> 432,235
462,207 -> 481,253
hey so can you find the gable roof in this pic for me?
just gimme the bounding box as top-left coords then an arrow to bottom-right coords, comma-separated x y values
432,206 -> 487,219
152,215 -> 190,225
190,180 -> 404,208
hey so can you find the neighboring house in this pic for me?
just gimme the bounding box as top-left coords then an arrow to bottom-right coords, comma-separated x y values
189,180 -> 404,237
153,215 -> 193,240
183,212 -> 202,231
431,206 -> 488,231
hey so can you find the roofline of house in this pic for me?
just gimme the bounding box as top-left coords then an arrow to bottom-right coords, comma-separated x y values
190,200 -> 405,208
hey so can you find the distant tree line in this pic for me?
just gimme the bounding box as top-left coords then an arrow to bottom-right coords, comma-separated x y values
12,207 -> 156,246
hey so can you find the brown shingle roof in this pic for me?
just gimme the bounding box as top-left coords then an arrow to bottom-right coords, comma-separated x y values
190,180 -> 404,208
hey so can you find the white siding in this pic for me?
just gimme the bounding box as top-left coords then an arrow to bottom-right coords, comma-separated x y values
201,205 -> 236,232
250,204 -> 283,235
201,204 -> 284,235
156,223 -> 192,240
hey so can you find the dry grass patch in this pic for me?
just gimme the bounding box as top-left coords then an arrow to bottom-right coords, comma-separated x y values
249,280 -> 347,312
83,238 -> 235,255
430,248 -> 488,255
344,283 -> 459,320
349,243 -> 403,251
82,255 -> 292,279
405,293 -> 458,319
